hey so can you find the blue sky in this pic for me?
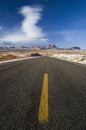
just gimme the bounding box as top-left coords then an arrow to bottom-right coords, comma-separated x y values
0,0 -> 86,48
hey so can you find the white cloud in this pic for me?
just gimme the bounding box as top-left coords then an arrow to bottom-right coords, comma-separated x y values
0,6 -> 47,44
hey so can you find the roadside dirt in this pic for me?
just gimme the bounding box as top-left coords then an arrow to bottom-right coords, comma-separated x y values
0,54 -> 17,61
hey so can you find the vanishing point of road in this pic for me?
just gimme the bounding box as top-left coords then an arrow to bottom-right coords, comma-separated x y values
0,57 -> 86,130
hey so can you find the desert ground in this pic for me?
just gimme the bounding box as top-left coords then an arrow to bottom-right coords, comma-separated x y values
0,49 -> 86,64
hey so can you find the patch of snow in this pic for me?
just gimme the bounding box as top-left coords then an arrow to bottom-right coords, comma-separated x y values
52,54 -> 86,65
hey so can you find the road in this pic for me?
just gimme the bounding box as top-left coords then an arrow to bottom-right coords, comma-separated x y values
0,57 -> 86,130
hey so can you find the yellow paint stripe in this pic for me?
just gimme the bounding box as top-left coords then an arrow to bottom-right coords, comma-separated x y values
38,73 -> 49,122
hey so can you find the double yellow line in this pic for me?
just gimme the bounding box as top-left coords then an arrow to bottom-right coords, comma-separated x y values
38,73 -> 49,122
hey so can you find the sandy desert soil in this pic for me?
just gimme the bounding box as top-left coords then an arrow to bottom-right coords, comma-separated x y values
0,49 -> 86,63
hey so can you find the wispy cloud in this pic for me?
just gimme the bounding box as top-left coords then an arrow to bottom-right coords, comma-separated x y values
59,30 -> 73,42
54,30 -> 86,48
0,6 -> 48,44
0,26 -> 2,30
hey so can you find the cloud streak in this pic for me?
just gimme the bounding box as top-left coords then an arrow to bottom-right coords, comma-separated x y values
0,26 -> 2,30
0,6 -> 47,44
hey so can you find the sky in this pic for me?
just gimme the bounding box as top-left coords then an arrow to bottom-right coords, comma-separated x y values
0,0 -> 86,48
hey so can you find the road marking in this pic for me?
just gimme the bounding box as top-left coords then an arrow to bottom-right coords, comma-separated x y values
38,73 -> 49,122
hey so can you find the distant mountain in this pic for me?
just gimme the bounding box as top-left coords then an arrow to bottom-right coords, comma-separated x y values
47,44 -> 57,49
32,44 -> 41,50
68,46 -> 81,50
0,42 -> 81,50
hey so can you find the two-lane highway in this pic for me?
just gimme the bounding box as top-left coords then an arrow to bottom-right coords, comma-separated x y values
0,57 -> 86,130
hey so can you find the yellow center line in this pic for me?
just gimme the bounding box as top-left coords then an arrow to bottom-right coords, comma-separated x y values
38,73 -> 49,122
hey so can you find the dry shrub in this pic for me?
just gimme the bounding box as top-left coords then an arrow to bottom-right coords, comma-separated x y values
0,54 -> 17,61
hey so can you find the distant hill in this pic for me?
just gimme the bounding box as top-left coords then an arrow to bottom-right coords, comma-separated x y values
68,46 -> 81,50
47,44 -> 57,49
32,45 -> 41,50
0,42 -> 81,50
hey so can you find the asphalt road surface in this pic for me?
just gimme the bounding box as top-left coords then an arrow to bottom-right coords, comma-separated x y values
0,57 -> 86,130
